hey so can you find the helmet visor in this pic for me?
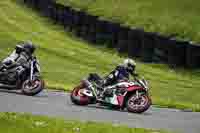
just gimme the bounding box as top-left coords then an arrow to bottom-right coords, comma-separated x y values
15,45 -> 24,54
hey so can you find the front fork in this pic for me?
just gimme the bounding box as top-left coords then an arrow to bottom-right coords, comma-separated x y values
30,61 -> 34,81
136,90 -> 139,99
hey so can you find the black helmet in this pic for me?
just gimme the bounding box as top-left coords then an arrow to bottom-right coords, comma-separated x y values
22,41 -> 36,55
15,44 -> 24,54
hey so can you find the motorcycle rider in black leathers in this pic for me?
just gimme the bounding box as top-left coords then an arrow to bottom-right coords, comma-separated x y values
0,41 -> 36,79
101,58 -> 138,97
88,58 -> 138,98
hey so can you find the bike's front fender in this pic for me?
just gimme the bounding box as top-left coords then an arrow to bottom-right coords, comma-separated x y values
117,86 -> 147,108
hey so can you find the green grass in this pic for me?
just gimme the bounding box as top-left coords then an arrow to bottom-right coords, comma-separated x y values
56,0 -> 200,43
0,0 -> 200,111
0,112 -> 170,133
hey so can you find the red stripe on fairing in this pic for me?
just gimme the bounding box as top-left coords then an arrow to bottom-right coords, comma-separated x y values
117,95 -> 124,107
127,85 -> 144,92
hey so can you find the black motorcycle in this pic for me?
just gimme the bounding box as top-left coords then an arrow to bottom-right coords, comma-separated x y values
0,56 -> 45,96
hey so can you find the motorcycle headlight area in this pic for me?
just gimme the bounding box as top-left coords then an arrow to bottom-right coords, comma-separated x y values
139,79 -> 149,90
36,63 -> 40,72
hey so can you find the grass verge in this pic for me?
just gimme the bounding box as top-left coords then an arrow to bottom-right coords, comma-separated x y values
0,112 -> 170,133
0,0 -> 199,111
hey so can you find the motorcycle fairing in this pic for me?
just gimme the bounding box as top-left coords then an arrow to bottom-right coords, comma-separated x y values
116,85 -> 144,107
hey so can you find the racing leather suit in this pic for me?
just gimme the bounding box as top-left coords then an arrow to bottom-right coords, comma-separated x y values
1,50 -> 31,75
102,65 -> 137,97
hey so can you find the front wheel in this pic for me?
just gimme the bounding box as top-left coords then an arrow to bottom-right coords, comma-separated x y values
22,78 -> 45,96
126,93 -> 151,113
70,83 -> 90,106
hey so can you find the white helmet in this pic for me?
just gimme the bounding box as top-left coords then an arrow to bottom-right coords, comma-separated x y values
122,58 -> 136,72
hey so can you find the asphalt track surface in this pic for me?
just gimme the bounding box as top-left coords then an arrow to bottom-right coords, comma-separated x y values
0,89 -> 200,133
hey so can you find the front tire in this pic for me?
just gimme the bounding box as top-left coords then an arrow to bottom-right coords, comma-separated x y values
126,93 -> 151,113
70,83 -> 90,106
22,78 -> 44,96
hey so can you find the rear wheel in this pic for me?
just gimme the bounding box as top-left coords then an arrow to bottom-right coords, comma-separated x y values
70,83 -> 90,106
22,78 -> 44,96
126,93 -> 151,113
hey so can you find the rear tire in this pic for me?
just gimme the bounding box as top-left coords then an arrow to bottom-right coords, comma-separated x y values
70,83 -> 90,106
126,93 -> 151,113
22,78 -> 44,96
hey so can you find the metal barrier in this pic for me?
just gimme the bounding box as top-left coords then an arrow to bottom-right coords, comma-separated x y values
23,0 -> 200,68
